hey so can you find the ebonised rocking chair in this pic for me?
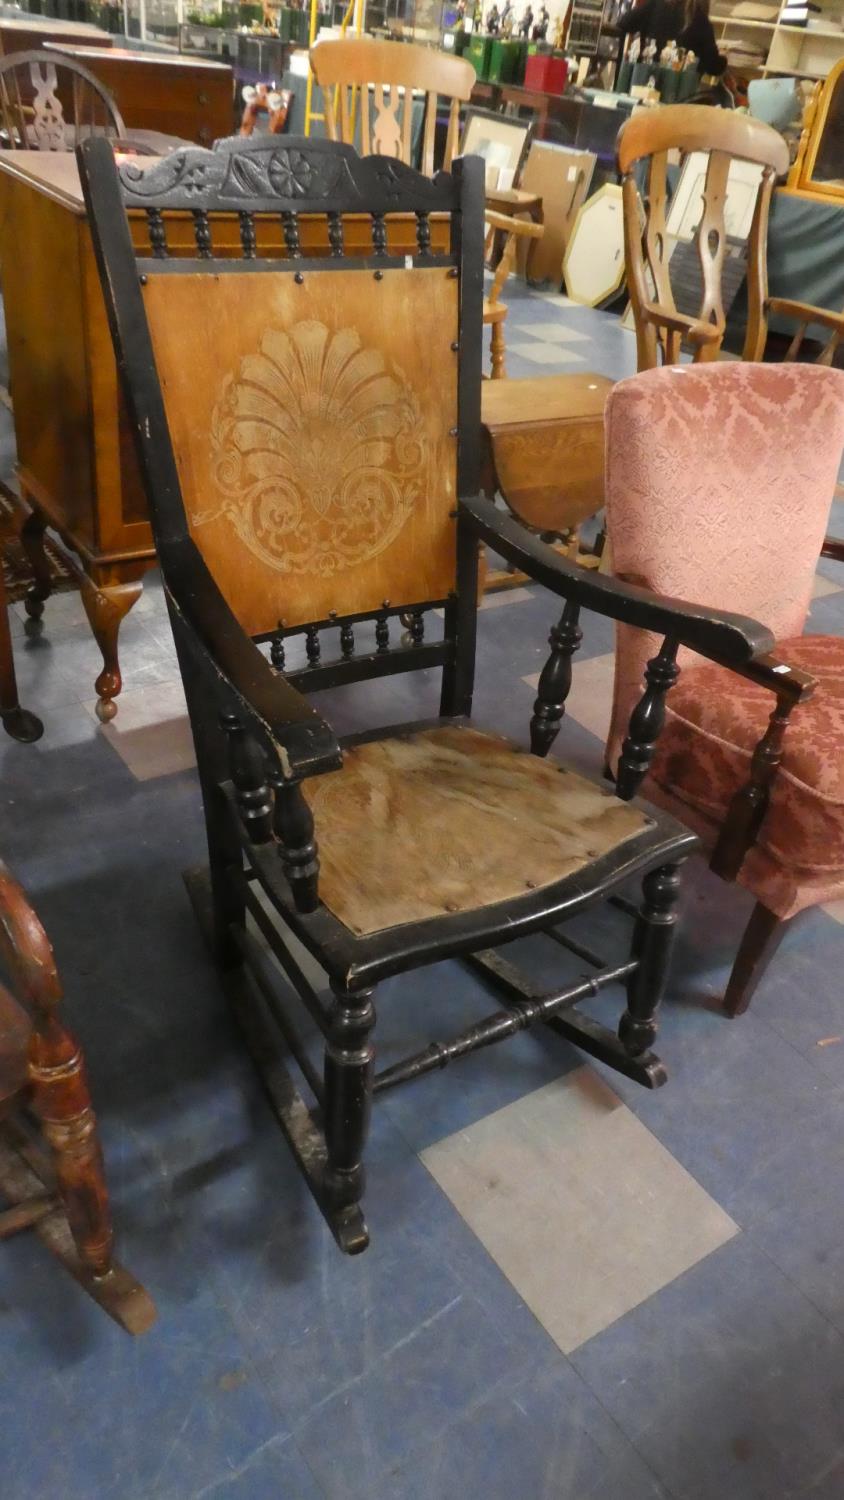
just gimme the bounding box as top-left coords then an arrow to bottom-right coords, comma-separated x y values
79,134 -> 774,1254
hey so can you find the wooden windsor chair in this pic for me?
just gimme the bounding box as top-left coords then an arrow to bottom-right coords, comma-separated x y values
0,860 -> 156,1330
78,131 -> 779,1257
617,104 -> 844,369
0,47 -> 125,151
309,36 -> 475,175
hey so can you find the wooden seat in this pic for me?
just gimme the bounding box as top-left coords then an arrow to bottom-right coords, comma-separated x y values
0,47 -> 124,151
616,104 -> 841,370
305,724 -> 650,935
0,860 -> 155,1332
78,132 -> 783,1257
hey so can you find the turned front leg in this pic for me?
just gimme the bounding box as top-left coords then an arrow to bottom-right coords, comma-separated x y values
28,1019 -> 114,1278
323,981 -> 376,1215
619,863 -> 681,1057
79,575 -> 144,723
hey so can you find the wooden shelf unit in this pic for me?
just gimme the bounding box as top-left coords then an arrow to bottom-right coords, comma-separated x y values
709,3 -> 844,80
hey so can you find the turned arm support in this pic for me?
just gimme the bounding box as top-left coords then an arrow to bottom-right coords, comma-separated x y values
163,537 -> 342,782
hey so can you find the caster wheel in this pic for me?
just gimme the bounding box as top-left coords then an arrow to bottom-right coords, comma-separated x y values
1,707 -> 44,743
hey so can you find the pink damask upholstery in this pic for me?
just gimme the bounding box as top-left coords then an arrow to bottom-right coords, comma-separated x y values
604,362 -> 844,920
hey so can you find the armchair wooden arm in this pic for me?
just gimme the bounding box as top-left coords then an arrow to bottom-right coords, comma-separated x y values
164,538 -> 342,782
821,535 -> 844,564
767,298 -> 844,337
460,493 -> 773,664
0,861 -> 61,1015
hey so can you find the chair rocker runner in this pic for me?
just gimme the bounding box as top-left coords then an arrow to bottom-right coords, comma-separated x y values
78,134 -> 773,1254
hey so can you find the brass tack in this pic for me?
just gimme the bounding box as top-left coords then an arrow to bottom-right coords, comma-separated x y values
382,598 -> 391,608
448,267 -> 458,278
139,273 -> 148,286
294,271 -> 304,284
525,880 -> 536,889
449,427 -> 458,437
374,269 -> 384,281
450,340 -> 459,352
328,610 -> 337,620
445,901 -> 459,912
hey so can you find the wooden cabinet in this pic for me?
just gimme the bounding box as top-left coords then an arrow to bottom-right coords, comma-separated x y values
44,45 -> 234,146
0,16 -> 114,53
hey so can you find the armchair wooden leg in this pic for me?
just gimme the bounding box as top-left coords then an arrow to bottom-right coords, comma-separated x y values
29,1022 -> 114,1278
619,864 -> 681,1056
0,577 -> 43,743
324,981 -> 375,1228
17,504 -> 53,626
723,900 -> 790,1018
490,321 -> 506,380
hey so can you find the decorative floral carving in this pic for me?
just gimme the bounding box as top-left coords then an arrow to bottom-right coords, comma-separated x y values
199,321 -> 426,576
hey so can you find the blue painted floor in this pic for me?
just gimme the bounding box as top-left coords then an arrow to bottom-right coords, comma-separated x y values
2,282 -> 844,1500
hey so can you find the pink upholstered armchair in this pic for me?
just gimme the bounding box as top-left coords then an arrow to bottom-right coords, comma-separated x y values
604,361 -> 844,1017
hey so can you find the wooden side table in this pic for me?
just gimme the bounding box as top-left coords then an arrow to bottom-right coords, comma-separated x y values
481,372 -> 612,585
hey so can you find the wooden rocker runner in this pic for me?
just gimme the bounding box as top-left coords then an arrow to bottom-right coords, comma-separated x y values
79,134 -> 776,1254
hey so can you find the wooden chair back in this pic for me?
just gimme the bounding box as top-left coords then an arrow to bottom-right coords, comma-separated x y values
616,105 -> 789,370
0,47 -> 124,150
78,136 -> 484,691
310,37 -> 475,177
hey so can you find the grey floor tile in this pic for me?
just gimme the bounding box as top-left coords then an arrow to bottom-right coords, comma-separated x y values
572,1236 -> 844,1500
422,1067 -> 737,1354
374,1349 -> 672,1500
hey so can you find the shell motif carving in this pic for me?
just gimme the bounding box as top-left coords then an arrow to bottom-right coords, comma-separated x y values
201,321 -> 427,576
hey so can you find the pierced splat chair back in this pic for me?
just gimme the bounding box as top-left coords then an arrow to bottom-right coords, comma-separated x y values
310,37 -> 475,176
0,49 -> 125,151
79,135 -> 482,677
617,106 -> 789,371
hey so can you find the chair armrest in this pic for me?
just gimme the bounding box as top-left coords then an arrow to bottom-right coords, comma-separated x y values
483,209 -> 544,240
0,861 -> 61,1012
164,538 -> 342,781
821,536 -> 844,564
767,297 -> 844,337
460,493 -> 774,665
639,303 -> 723,346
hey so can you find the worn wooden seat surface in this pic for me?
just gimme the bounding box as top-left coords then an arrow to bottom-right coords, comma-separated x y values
305,725 -> 651,936
481,373 -> 613,533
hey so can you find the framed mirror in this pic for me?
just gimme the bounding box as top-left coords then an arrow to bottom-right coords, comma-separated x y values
788,59 -> 844,204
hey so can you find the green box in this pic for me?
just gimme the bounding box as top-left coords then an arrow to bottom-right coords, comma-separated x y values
487,38 -> 521,83
466,35 -> 491,79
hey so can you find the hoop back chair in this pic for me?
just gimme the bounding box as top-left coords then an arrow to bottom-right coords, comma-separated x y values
603,361 -> 844,1017
78,133 -> 776,1255
0,48 -> 125,150
0,860 -> 156,1331
617,105 -> 793,370
309,37 -> 475,176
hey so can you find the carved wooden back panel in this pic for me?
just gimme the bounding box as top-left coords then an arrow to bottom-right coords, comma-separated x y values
0,48 -> 125,151
617,105 -> 789,370
142,266 -> 459,636
310,37 -> 475,177
78,138 -> 483,665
